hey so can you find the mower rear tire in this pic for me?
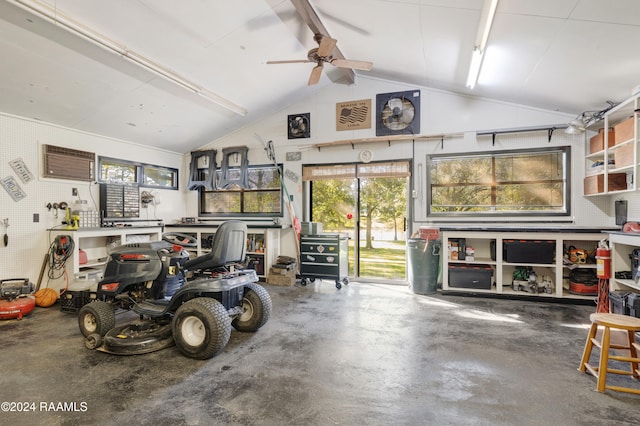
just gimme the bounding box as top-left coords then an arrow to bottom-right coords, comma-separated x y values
78,301 -> 115,337
173,297 -> 231,360
232,283 -> 272,332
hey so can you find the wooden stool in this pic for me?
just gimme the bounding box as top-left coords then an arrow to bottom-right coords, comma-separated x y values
578,313 -> 640,394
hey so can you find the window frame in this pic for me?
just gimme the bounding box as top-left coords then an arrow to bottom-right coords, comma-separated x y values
427,146 -> 571,217
98,156 -> 178,190
198,163 -> 283,218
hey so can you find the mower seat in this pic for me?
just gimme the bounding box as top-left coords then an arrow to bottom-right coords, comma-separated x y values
184,220 -> 247,272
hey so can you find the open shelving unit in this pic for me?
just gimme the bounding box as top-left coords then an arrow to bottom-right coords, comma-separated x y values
165,224 -> 282,280
607,231 -> 640,294
441,230 -> 605,300
584,94 -> 639,196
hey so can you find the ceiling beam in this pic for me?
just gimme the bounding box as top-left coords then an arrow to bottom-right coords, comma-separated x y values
289,0 -> 355,84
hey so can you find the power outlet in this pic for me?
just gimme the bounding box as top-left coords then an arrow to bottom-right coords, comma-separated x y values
72,188 -> 78,196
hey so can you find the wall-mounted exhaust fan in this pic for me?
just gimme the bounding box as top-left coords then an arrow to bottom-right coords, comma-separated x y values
375,90 -> 421,136
288,113 -> 311,139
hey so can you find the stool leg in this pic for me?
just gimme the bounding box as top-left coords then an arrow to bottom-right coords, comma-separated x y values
579,322 -> 598,372
597,326 -> 611,392
628,330 -> 639,379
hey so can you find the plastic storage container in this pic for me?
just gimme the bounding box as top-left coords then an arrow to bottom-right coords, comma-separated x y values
609,290 -> 630,315
407,238 -> 440,295
627,293 -> 640,318
503,240 -> 554,264
448,264 -> 493,289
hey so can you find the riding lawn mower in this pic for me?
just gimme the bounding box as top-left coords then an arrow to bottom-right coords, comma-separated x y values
77,220 -> 272,360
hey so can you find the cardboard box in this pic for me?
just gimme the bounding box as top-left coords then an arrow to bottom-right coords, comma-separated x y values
267,268 -> 296,286
614,142 -> 634,168
589,128 -> 615,153
584,173 -> 627,195
614,116 -> 634,145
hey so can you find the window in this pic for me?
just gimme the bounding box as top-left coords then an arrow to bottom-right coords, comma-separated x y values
199,165 -> 282,217
428,147 -> 570,216
98,157 -> 178,190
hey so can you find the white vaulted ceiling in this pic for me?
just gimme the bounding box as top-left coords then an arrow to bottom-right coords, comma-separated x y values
1,0 -> 639,153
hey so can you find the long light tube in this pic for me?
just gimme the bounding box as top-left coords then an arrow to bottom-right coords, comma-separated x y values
9,0 -> 248,116
466,0 -> 498,89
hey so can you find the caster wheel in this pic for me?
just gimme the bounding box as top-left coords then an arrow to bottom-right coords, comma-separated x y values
342,278 -> 349,286
301,278 -> 308,286
310,278 -> 316,283
85,333 -> 102,350
335,281 -> 342,289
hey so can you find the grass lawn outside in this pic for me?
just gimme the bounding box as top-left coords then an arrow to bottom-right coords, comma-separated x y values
349,239 -> 407,280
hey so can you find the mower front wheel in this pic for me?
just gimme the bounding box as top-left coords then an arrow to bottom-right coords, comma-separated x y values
232,283 -> 272,332
173,297 -> 231,360
78,301 -> 115,337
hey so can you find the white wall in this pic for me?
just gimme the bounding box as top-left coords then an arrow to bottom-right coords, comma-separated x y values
1,76 -> 621,282
0,113 -> 186,285
190,76 -> 614,242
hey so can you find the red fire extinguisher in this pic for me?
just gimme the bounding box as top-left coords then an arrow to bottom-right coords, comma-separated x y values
596,246 -> 611,279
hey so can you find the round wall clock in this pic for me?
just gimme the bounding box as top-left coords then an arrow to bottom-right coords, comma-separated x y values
359,149 -> 373,163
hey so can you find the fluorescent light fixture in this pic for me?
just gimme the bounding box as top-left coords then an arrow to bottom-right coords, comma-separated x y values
466,0 -> 499,89
466,47 -> 483,89
9,0 -> 248,116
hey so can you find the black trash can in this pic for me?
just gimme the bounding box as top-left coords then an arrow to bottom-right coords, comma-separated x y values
407,238 -> 441,295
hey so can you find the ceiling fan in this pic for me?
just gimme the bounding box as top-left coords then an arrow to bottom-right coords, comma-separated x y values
267,34 -> 373,85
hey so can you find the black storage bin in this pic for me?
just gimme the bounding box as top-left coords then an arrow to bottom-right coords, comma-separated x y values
60,290 -> 97,313
503,240 -> 554,264
609,290 -> 630,315
627,293 -> 640,318
449,264 -> 493,289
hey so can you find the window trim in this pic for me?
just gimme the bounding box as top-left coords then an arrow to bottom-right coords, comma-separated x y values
98,156 -> 178,190
427,146 -> 571,217
198,163 -> 283,218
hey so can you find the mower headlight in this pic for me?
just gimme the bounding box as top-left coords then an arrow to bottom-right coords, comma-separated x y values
101,282 -> 119,292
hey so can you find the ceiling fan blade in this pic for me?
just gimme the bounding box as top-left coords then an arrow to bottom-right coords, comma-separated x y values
330,58 -> 373,71
267,59 -> 313,65
308,64 -> 323,85
317,35 -> 337,57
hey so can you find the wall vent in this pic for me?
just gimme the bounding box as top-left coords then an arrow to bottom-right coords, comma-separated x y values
43,144 -> 95,181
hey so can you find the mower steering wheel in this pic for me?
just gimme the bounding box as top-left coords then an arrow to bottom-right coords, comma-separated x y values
162,232 -> 198,248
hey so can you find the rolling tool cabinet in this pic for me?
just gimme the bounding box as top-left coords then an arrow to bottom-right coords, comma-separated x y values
300,233 -> 349,289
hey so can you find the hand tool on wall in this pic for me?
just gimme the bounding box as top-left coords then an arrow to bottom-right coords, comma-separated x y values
2,218 -> 8,247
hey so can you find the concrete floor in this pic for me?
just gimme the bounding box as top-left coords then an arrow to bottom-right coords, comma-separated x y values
2,281 -> 640,426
